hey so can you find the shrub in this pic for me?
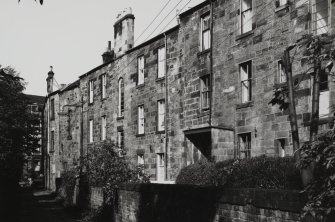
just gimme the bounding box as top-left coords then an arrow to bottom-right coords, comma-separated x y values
175,162 -> 218,186
59,167 -> 79,206
176,156 -> 302,190
84,142 -> 149,205
226,156 -> 302,190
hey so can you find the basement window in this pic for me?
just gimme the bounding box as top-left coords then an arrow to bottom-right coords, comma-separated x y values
117,129 -> 124,150
240,61 -> 252,103
241,0 -> 253,34
238,133 -> 251,159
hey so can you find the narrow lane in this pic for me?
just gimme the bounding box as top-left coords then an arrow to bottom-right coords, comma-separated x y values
18,189 -> 82,222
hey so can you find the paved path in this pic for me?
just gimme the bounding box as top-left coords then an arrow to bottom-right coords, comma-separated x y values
17,189 -> 82,222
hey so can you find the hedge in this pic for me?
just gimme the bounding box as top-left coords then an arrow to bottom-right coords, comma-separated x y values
176,156 -> 302,190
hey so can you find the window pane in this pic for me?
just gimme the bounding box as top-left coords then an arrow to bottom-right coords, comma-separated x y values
138,106 -> 144,134
138,56 -> 144,85
312,0 -> 329,35
242,0 -> 252,11
202,15 -> 210,30
158,100 -> 165,131
118,78 -> 124,116
89,120 -> 93,143
203,30 -> 210,50
158,47 -> 166,78
241,9 -> 252,33
319,90 -> 329,118
278,61 -> 286,83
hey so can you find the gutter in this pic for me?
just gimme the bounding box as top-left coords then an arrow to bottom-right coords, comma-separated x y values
164,32 -> 169,181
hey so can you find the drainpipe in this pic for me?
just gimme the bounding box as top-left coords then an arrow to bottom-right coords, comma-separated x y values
209,0 -> 214,127
164,32 -> 169,181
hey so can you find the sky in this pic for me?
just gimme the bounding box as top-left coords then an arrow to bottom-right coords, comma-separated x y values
0,0 -> 204,96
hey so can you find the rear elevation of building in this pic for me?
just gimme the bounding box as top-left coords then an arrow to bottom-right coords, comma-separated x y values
43,0 -> 335,189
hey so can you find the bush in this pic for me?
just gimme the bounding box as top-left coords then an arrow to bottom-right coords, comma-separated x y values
176,156 -> 302,190
175,162 -> 217,186
226,156 -> 302,190
59,168 -> 79,206
84,142 -> 149,205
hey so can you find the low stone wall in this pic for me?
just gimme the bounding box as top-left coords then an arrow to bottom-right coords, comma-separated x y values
114,184 -> 306,222
90,187 -> 104,209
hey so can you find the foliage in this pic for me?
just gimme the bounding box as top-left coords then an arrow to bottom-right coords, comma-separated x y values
225,156 -> 302,189
175,162 -> 218,186
81,205 -> 114,222
59,168 -> 79,206
84,142 -> 149,205
269,87 -> 289,110
0,67 -> 40,183
298,129 -> 335,220
176,156 -> 302,190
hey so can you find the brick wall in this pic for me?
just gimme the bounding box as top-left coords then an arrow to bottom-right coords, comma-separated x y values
114,184 -> 305,222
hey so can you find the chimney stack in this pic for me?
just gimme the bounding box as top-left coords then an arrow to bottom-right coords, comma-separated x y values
114,7 -> 134,57
46,66 -> 54,94
102,41 -> 114,63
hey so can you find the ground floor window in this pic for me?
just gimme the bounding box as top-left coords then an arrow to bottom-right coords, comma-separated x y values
238,133 -> 251,159
156,153 -> 165,182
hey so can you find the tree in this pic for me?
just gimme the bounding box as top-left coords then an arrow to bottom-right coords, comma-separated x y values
0,66 -> 40,184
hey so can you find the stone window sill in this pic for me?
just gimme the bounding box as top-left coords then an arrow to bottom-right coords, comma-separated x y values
156,77 -> 165,82
302,117 -> 335,127
136,133 -> 145,137
117,116 -> 124,120
236,30 -> 254,41
197,49 -> 210,57
275,4 -> 289,13
156,130 -> 165,134
236,101 -> 254,110
273,82 -> 287,89
136,83 -> 145,89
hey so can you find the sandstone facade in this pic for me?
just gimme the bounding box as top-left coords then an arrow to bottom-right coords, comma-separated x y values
43,0 -> 335,188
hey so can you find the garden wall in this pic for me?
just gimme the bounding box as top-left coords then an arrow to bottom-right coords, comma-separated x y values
90,187 -> 104,209
113,184 -> 306,222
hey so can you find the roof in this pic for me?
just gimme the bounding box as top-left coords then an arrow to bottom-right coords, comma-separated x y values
179,0 -> 209,18
61,79 -> 80,92
24,94 -> 46,105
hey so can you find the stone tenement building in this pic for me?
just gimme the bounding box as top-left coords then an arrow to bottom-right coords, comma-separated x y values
43,0 -> 335,189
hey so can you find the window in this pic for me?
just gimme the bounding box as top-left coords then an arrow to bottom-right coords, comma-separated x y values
319,70 -> 329,118
137,154 -> 144,165
238,133 -> 251,159
50,99 -> 55,120
311,0 -> 330,35
157,47 -> 166,78
50,130 -> 54,152
117,129 -> 124,149
101,74 -> 107,99
241,0 -> 253,34
89,120 -> 93,143
240,61 -> 252,103
157,100 -> 165,132
200,75 -> 210,109
278,60 -> 286,83
118,78 -> 124,117
67,110 -> 72,140
201,14 -> 211,51
138,105 -> 145,135
101,116 -> 106,141
277,139 -> 286,157
157,153 -> 165,182
275,0 -> 287,7
89,80 -> 94,104
137,56 -> 145,85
